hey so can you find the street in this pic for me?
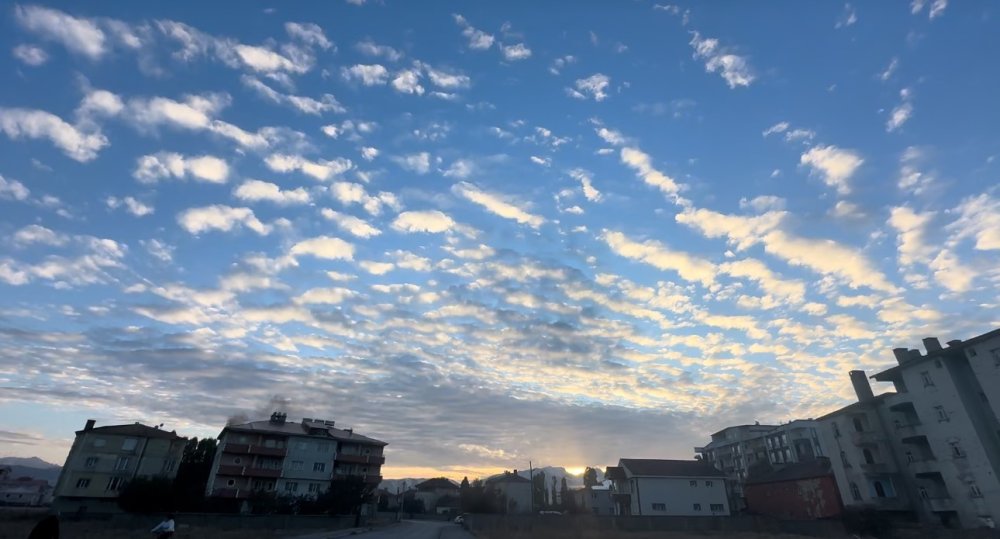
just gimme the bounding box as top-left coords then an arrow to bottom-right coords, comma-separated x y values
292,519 -> 476,539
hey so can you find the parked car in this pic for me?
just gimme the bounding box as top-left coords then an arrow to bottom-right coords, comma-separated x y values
453,514 -> 465,524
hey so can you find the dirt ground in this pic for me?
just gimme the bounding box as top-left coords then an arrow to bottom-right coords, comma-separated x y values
0,520 -> 305,539
470,531 -> 839,539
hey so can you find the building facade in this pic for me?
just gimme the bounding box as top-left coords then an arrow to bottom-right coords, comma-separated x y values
818,330 -> 1000,529
571,485 -> 614,515
52,420 -> 187,513
413,477 -> 460,514
744,459 -> 843,519
606,458 -> 730,517
206,413 -> 386,507
0,477 -> 52,506
484,471 -> 532,514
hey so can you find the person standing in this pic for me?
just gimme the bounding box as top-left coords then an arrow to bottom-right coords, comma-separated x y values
150,513 -> 175,539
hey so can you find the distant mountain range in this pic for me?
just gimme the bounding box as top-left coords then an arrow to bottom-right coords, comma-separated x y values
378,465 -> 607,493
0,457 -> 62,485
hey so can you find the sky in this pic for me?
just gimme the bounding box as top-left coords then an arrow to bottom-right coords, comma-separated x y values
0,0 -> 999,481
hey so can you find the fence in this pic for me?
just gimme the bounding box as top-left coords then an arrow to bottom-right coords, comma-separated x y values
464,513 -> 847,537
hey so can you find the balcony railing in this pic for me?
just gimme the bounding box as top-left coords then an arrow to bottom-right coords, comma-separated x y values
893,423 -> 922,438
924,497 -> 954,512
222,442 -> 287,457
860,462 -> 893,474
908,459 -> 939,475
214,465 -> 282,479
850,430 -> 884,446
336,453 -> 386,465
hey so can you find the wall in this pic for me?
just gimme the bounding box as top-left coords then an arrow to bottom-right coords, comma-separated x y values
630,477 -> 729,516
745,476 -> 843,519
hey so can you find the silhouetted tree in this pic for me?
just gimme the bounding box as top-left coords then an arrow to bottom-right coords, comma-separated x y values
582,467 -> 599,488
560,477 -> 571,511
460,484 -> 500,513
531,471 -> 547,511
173,437 -> 218,511
320,475 -> 373,515
551,476 -> 558,508
460,476 -> 470,489
117,477 -> 176,513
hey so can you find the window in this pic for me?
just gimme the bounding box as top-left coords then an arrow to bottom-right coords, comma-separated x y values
863,448 -> 875,465
832,422 -> 841,438
850,482 -> 862,501
227,479 -> 236,487
314,462 -> 326,472
114,456 -> 130,471
693,503 -> 702,511
905,450 -> 915,463
93,438 -> 106,447
308,483 -> 320,493
264,439 -> 276,448
705,480 -> 713,487
106,477 -> 125,491
919,486 -> 929,500
234,457 -> 242,465
920,371 -> 934,387
122,438 -> 138,451
689,480 -> 697,487
84,457 -> 98,468
164,459 -> 176,473
951,442 -> 966,458
873,481 -> 886,498
710,504 -> 724,512
291,460 -> 303,470
651,503 -> 666,511
841,450 -> 851,468
853,417 -> 864,432
285,482 -> 299,492
970,483 -> 983,498
992,347 -> 1000,365
936,406 -> 949,422
75,478 -> 91,489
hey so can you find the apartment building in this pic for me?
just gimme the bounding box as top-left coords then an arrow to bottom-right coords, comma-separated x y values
606,458 -> 730,516
52,420 -> 187,513
206,412 -> 387,504
818,330 -> 1000,529
695,420 -> 824,510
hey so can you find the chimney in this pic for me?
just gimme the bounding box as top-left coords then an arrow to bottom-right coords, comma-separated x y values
907,349 -> 922,362
922,337 -> 942,353
850,370 -> 874,403
84,419 -> 96,431
947,339 -> 962,347
270,412 -> 286,425
892,348 -> 908,365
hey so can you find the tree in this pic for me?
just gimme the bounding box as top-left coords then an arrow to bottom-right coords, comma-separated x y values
320,476 -> 373,515
173,437 -> 218,511
460,476 -> 470,489
117,477 -> 176,514
531,471 -> 547,511
560,477 -> 571,511
551,476 -> 558,509
583,467 -> 599,488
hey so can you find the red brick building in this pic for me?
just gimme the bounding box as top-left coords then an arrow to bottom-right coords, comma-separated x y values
744,459 -> 843,519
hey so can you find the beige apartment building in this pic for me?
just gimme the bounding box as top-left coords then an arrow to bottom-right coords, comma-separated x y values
206,413 -> 386,508
818,329 -> 1000,529
52,420 -> 187,513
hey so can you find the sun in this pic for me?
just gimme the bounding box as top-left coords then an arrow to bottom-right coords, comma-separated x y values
565,467 -> 586,476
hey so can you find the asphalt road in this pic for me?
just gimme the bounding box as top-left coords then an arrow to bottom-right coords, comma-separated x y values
293,519 -> 476,539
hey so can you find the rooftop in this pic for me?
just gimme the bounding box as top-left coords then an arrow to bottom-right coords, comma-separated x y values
873,328 -> 1000,381
415,477 -> 459,490
618,458 -> 725,478
485,471 -> 530,484
746,459 -> 833,485
78,422 -> 184,440
223,416 -> 387,446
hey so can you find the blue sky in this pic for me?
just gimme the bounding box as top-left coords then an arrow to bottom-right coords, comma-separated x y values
1,0 -> 999,479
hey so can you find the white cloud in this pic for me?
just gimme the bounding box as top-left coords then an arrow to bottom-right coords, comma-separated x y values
320,208 -> 381,238
879,57 -> 899,82
601,230 -> 716,286
391,69 -> 424,95
887,88 -> 914,132
897,146 -> 934,195
394,152 -> 431,174
392,210 -> 456,234
142,239 -> 174,262
421,64 -> 471,89
912,0 -> 947,19
947,193 -> 1000,251
355,39 -> 402,61
123,92 -> 272,149
233,43 -> 307,74
928,249 -> 975,293
0,175 -> 30,201
0,108 -> 108,162
233,179 -> 311,205
106,196 -> 154,217
549,55 -> 576,75
284,22 -> 333,50
242,76 -> 344,115
290,236 -> 355,260
689,32 -> 754,88
620,147 -> 683,199
568,74 -> 611,101
14,5 -> 105,59
721,258 -> 806,303
359,260 -> 394,275
12,44 -> 49,66
453,14 -> 495,51
739,195 -> 786,212
177,205 -> 271,235
454,182 -> 545,228
295,287 -> 356,305
265,153 -> 353,181
529,156 -> 550,167
502,43 -> 532,61
14,225 -> 68,246
341,64 -> 389,85
568,169 -> 602,202
830,200 -> 864,219
800,145 -> 863,195
762,121 -> 815,144
835,3 -> 858,28
595,126 -> 625,145
133,152 -> 229,183
888,206 -> 934,267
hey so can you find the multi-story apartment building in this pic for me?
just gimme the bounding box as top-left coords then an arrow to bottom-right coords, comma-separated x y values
818,330 -> 1000,529
696,420 -> 825,510
206,412 -> 387,505
52,420 -> 187,513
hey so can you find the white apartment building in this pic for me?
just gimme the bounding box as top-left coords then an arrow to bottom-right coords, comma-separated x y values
606,458 -> 730,517
818,330 -> 1000,529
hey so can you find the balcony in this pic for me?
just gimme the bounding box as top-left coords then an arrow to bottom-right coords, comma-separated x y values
893,423 -> 922,438
222,442 -> 287,457
214,465 -> 282,479
211,487 -> 242,499
850,430 -> 884,446
907,459 -> 939,475
924,497 -> 954,512
860,462 -> 893,474
336,453 -> 386,465
364,475 -> 382,485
